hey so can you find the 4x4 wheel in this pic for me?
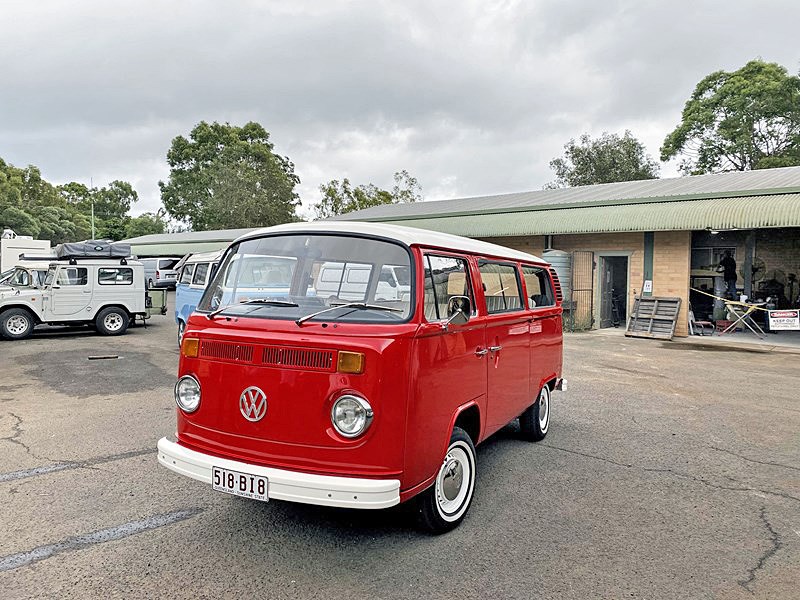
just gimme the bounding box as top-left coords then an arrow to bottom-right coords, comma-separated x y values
95,307 -> 130,336
0,308 -> 35,340
416,427 -> 477,534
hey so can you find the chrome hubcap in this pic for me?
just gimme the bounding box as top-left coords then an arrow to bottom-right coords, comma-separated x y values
104,313 -> 123,331
441,459 -> 463,501
6,315 -> 29,335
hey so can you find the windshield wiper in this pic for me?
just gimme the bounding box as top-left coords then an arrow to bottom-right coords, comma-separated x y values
295,302 -> 403,326
207,298 -> 299,320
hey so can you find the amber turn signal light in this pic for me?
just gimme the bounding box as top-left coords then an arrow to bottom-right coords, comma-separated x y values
337,351 -> 365,374
181,338 -> 199,358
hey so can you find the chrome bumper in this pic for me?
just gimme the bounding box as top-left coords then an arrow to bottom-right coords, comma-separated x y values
157,437 -> 401,510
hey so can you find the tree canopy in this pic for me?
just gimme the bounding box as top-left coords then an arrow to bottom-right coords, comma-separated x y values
661,59 -> 800,174
546,131 -> 660,188
159,121 -> 300,230
314,170 -> 422,219
0,157 -> 163,243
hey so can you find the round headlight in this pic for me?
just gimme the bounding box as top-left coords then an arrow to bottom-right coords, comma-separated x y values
331,395 -> 373,438
175,375 -> 201,413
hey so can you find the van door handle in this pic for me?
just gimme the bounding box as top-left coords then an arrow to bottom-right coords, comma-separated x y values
475,348 -> 489,357
489,345 -> 502,353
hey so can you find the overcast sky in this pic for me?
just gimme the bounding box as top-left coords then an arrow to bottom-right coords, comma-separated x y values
2,0 -> 799,219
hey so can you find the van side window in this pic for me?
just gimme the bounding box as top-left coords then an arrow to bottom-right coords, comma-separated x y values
479,262 -> 523,314
192,263 -> 210,286
521,266 -> 554,308
98,267 -> 133,285
180,264 -> 195,284
56,267 -> 88,286
423,255 -> 473,321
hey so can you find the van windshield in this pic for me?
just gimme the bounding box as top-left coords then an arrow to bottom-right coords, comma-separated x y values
198,234 -> 414,323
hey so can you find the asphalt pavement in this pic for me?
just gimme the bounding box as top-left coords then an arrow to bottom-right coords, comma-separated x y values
1,298 -> 798,599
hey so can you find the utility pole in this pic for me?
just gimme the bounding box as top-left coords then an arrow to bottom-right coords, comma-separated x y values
90,177 -> 95,239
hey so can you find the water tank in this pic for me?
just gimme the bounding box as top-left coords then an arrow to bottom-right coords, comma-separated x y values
543,249 -> 572,302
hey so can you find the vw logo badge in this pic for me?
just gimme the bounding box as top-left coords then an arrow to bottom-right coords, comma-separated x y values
239,386 -> 267,422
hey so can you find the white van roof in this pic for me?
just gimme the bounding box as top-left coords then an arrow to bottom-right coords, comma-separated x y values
236,221 -> 545,264
186,250 -> 223,263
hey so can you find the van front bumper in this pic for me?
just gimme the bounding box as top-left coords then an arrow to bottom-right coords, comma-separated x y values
157,437 -> 401,510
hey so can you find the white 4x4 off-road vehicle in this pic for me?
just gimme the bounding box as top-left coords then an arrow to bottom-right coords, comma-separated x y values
0,250 -> 152,341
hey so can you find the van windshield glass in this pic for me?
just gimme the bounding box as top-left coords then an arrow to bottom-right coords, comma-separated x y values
198,234 -> 413,323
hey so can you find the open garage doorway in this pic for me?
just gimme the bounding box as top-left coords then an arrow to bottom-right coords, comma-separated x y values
599,255 -> 629,328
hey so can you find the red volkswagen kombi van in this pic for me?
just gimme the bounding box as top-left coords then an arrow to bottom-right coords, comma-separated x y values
158,222 -> 565,533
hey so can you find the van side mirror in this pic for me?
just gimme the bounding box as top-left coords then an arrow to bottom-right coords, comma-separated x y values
444,295 -> 471,329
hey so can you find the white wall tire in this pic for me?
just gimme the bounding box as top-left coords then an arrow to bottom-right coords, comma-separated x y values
0,308 -> 35,340
520,384 -> 550,442
95,307 -> 130,336
417,427 -> 477,534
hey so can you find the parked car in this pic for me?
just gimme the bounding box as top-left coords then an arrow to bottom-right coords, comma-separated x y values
158,222 -> 565,533
0,265 -> 48,288
0,259 -> 149,339
175,250 -> 222,346
140,257 -> 181,289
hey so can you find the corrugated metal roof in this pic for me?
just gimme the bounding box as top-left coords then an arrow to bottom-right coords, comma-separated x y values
377,194 -> 800,237
333,166 -> 800,221
121,227 -> 258,245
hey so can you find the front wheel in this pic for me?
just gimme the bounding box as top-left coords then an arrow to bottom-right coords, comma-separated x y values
416,427 -> 477,534
95,307 -> 130,336
0,308 -> 35,340
520,384 -> 550,442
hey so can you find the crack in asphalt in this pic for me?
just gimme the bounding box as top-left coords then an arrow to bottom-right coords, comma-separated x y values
738,506 -> 782,593
1,412 -> 35,455
0,508 -> 203,573
710,445 -> 800,473
538,444 -> 800,505
0,448 -> 155,483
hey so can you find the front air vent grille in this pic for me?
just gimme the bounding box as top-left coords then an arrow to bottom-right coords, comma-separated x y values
200,340 -> 255,363
261,346 -> 335,371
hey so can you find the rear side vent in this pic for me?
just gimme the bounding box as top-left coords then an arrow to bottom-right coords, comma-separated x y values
548,267 -> 563,302
261,346 -> 335,372
200,340 -> 254,363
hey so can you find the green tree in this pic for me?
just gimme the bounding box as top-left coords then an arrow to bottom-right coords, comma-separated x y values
661,60 -> 800,174
125,213 -> 166,238
315,170 -> 422,219
159,121 -> 300,230
546,131 -> 660,188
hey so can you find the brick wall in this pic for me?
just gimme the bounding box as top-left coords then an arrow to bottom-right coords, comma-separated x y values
652,231 -> 691,336
477,236 -> 546,258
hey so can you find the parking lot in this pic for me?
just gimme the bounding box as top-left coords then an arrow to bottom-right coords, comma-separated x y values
1,297 -> 798,599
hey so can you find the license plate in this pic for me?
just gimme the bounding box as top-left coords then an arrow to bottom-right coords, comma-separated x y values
212,466 -> 269,502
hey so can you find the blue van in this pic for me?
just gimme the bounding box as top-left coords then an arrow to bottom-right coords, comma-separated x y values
175,250 -> 222,345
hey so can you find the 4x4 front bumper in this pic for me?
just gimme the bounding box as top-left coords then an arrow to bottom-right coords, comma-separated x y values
157,437 -> 401,509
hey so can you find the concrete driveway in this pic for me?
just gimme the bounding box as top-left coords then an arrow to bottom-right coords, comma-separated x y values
0,305 -> 797,599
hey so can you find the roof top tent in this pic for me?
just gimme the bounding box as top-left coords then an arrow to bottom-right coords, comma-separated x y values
55,240 -> 131,259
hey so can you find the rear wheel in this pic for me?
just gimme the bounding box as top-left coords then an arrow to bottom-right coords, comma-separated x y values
520,384 -> 550,441
0,308 -> 35,340
95,307 -> 130,336
416,427 -> 477,534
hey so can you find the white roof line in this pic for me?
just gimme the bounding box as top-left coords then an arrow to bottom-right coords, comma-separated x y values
235,221 -> 545,263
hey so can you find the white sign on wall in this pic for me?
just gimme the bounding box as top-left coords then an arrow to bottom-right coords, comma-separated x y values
643,280 -> 653,294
